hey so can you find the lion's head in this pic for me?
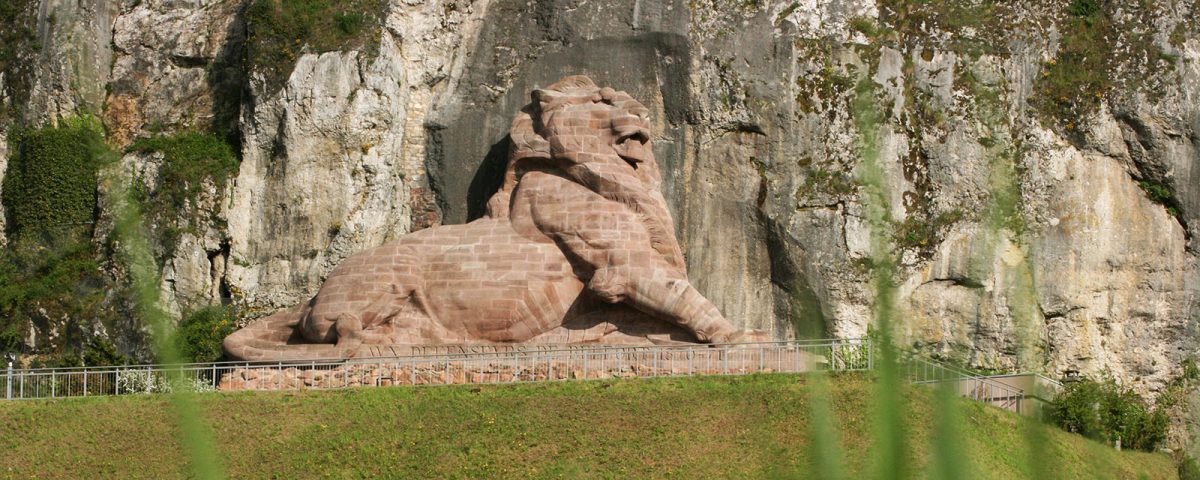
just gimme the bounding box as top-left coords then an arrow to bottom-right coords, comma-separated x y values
485,75 -> 684,270
487,75 -> 665,218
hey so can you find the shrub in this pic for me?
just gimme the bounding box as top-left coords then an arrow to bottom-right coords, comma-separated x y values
1180,457 -> 1200,480
2,117 -> 107,247
175,306 -> 237,363
1138,180 -> 1179,216
0,241 -> 110,358
1048,378 -> 1168,452
83,336 -> 128,367
116,369 -> 217,394
0,119 -> 128,360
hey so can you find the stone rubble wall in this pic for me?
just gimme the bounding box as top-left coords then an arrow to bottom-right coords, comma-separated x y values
218,349 -> 823,391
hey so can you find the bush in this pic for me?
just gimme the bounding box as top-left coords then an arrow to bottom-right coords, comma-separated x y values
1048,378 -> 1168,452
175,306 -> 237,363
2,117 -> 107,246
1181,457 -> 1200,480
83,336 -> 128,367
0,241 -> 110,358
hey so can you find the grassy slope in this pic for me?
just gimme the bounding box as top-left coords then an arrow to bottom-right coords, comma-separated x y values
0,373 -> 1177,479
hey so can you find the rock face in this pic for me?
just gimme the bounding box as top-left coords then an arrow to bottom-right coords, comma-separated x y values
0,0 -> 1197,395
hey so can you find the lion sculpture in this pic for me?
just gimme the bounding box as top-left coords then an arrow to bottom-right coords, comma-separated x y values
223,75 -> 759,361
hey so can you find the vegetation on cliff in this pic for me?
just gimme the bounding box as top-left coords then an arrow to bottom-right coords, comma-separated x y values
128,132 -> 239,256
0,0 -> 35,121
174,306 -> 237,364
0,118 -> 130,365
2,118 -> 106,247
245,0 -> 386,95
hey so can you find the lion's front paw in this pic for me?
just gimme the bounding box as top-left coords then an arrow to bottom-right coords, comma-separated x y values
710,329 -> 771,344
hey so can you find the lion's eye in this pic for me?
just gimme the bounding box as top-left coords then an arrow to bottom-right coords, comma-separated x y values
617,131 -> 649,145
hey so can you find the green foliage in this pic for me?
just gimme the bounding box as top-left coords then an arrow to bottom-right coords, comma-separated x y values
333,12 -> 365,36
245,0 -> 384,95
174,306 -> 237,364
798,167 -> 859,201
0,242 -> 108,356
893,210 -> 963,250
1138,180 -> 1179,216
2,118 -> 107,247
1066,0 -> 1101,18
775,1 -> 800,25
1181,357 -> 1200,383
848,16 -> 880,37
0,0 -> 34,70
1170,22 -> 1189,49
128,133 -> 239,254
0,121 -> 134,363
1048,378 -> 1169,452
793,51 -> 856,114
83,336 -> 128,367
0,0 -> 35,120
1035,1 -> 1111,131
0,319 -> 21,354
877,0 -> 1009,57
1034,0 -> 1172,137
1181,457 -> 1200,480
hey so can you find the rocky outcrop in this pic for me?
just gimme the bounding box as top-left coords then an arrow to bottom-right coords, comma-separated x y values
105,0 -> 245,147
21,0 -> 118,125
226,0 -> 491,315
0,0 -> 1195,399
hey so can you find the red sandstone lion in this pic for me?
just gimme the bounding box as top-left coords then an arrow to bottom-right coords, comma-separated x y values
223,76 -> 758,361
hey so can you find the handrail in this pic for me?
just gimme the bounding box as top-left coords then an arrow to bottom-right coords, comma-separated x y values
5,339 -> 857,373
1,338 -> 872,400
1,336 -> 1046,415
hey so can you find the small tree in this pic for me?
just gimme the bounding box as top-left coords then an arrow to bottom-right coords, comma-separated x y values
1048,377 -> 1168,452
175,306 -> 237,363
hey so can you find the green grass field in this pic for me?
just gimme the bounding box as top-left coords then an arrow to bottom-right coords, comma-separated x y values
0,373 -> 1178,479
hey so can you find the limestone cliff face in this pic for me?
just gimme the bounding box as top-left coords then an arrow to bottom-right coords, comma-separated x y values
0,0 -> 1196,394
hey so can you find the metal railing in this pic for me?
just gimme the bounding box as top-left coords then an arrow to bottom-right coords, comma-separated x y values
1,339 -> 872,400
0,337 -> 1031,415
901,354 -> 1027,414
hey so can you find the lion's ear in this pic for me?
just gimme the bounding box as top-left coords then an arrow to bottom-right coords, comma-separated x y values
532,88 -> 563,113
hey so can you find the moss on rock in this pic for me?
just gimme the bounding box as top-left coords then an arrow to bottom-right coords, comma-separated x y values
128,132 -> 239,255
245,0 -> 386,96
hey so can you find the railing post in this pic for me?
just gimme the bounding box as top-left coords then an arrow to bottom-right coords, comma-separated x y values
867,340 -> 874,370
83,369 -> 88,397
653,349 -> 658,377
51,371 -> 56,398
5,357 -> 11,400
